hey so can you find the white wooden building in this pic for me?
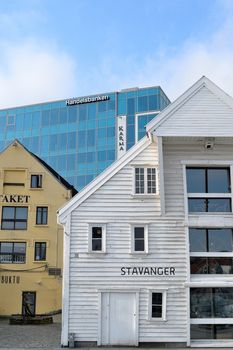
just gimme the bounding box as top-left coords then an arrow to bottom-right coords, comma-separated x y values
58,76 -> 233,347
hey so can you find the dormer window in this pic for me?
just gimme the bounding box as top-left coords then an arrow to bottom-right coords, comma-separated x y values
31,175 -> 42,189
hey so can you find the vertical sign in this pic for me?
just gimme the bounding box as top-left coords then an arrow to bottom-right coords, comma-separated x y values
117,116 -> 126,159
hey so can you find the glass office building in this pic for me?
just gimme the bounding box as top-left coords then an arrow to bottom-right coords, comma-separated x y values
0,86 -> 170,190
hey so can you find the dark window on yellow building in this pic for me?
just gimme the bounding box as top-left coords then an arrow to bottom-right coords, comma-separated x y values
36,207 -> 48,225
1,207 -> 28,230
34,242 -> 46,261
31,174 -> 42,188
0,242 -> 26,263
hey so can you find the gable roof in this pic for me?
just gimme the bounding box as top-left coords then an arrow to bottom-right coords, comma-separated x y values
1,139 -> 77,195
146,76 -> 233,136
58,135 -> 152,223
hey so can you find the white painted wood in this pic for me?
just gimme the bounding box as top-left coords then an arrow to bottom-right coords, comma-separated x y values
61,215 -> 71,347
100,292 -> 137,346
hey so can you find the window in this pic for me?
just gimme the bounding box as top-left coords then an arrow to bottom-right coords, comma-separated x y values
149,291 -> 166,321
190,287 -> 233,318
1,206 -> 28,230
189,228 -> 233,252
31,174 -> 42,188
189,228 -> 233,275
134,167 -> 156,194
89,224 -> 106,253
0,242 -> 26,263
34,242 -> 46,261
131,225 -> 148,253
186,167 -> 231,213
36,207 -> 48,225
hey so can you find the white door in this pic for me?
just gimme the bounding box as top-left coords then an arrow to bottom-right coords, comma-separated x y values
101,292 -> 138,346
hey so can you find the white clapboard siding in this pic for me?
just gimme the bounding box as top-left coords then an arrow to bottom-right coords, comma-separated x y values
163,139 -> 233,215
156,86 -> 233,136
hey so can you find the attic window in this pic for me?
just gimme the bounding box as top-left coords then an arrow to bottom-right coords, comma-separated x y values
31,175 -> 42,189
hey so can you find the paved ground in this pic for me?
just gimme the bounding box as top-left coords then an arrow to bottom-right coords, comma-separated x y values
0,316 -> 229,350
0,314 -> 61,349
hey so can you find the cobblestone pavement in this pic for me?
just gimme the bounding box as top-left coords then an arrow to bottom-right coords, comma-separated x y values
0,314 -> 61,349
0,316 -> 230,350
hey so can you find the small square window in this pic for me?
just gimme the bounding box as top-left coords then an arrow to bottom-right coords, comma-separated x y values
31,175 -> 42,188
149,290 -> 166,321
131,225 -> 148,253
89,224 -> 106,253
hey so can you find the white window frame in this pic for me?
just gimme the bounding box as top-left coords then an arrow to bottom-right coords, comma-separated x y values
132,166 -> 158,196
183,162 -> 233,216
131,224 -> 148,254
88,224 -> 106,254
148,289 -> 167,322
135,111 -> 159,142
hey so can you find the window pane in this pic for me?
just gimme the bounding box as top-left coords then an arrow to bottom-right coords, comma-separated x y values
14,243 -> 26,253
214,288 -> 233,318
216,325 -> 233,339
15,207 -> 27,220
147,168 -> 156,194
208,229 -> 233,252
134,227 -> 144,239
138,96 -> 148,112
15,221 -> 27,229
135,168 -> 144,194
191,324 -> 214,340
2,207 -> 14,219
188,199 -> 206,212
186,168 -> 206,193
189,228 -> 207,252
208,198 -> 231,212
209,257 -> 233,274
190,257 -> 208,274
92,239 -> 102,251
152,305 -> 162,318
135,239 -> 144,252
190,288 -> 213,318
208,168 -> 230,193
1,221 -> 14,229
92,227 -> 102,239
0,242 -> 13,253
152,293 -> 162,305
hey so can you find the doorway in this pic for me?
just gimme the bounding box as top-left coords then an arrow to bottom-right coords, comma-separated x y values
22,291 -> 36,317
100,291 -> 138,346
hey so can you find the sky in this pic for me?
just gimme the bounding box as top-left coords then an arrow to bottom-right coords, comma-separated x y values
0,0 -> 232,108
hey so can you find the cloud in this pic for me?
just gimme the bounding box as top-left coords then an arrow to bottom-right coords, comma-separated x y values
0,41 -> 77,108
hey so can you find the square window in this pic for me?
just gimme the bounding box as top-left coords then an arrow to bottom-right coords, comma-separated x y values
31,174 -> 42,188
0,242 -> 26,263
1,206 -> 28,230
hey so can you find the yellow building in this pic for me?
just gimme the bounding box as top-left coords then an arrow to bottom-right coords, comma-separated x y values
0,140 -> 76,316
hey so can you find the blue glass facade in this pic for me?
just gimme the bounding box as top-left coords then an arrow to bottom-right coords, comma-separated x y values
0,86 -> 170,190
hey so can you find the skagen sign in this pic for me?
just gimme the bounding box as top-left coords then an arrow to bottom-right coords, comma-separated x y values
66,95 -> 110,106
121,266 -> 176,276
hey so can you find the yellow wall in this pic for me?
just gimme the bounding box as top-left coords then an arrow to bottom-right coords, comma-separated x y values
0,141 -> 73,316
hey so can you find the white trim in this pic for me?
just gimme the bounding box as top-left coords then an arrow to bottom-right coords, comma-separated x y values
58,136 -> 152,223
148,289 -> 167,322
191,318 -> 233,324
146,76 -> 233,135
130,224 -> 148,254
61,215 -> 71,347
158,136 -> 165,215
88,224 -> 106,253
181,160 -> 233,165
135,110 -> 159,142
190,252 -> 233,257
